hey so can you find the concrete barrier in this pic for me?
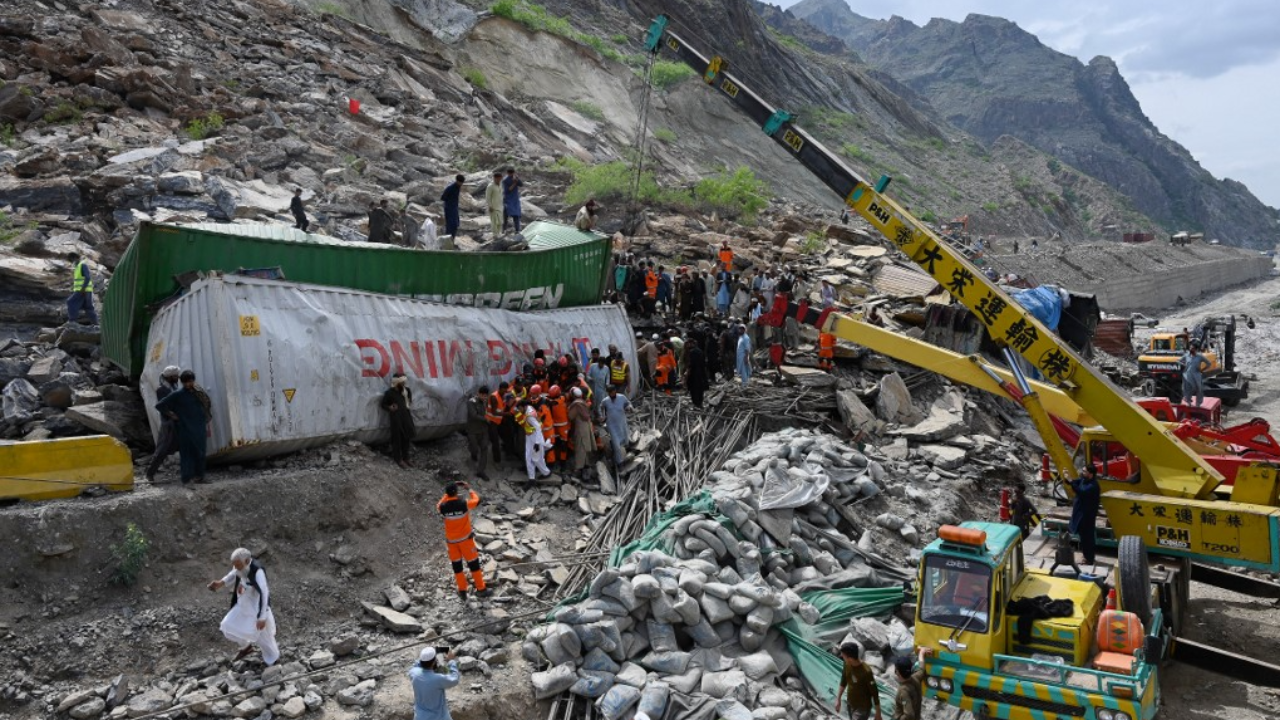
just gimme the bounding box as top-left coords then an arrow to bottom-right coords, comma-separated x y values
987,243 -> 1274,311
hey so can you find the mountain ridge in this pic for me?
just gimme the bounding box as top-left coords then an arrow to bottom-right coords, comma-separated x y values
784,0 -> 1279,248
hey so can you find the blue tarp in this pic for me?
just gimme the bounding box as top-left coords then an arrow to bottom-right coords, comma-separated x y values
1012,286 -> 1063,331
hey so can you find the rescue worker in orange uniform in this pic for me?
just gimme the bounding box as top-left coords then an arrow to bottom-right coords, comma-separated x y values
654,342 -> 678,394
548,385 -> 571,473
436,481 -> 490,601
536,388 -> 557,470
718,241 -> 733,271
643,263 -> 659,318
485,383 -> 506,465
818,331 -> 836,372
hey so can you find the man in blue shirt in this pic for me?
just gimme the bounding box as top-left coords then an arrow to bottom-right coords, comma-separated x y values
410,647 -> 460,720
440,175 -> 464,238
501,167 -> 523,233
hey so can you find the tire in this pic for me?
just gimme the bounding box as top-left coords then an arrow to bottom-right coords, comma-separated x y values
1117,535 -> 1153,628
1140,379 -> 1157,397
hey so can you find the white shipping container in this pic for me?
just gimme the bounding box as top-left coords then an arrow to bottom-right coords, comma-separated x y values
141,276 -> 639,462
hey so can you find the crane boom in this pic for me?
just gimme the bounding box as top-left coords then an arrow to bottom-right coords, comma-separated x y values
646,17 -> 1221,499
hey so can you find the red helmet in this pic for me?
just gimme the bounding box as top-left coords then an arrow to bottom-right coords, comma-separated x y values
534,358 -> 545,367
529,384 -> 543,396
549,385 -> 562,398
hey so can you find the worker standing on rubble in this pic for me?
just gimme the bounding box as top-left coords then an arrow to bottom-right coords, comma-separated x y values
683,341 -> 709,408
155,369 -> 211,484
207,547 -> 280,666
1069,465 -> 1101,565
735,325 -> 753,387
834,640 -> 880,720
549,386 -> 571,474
466,386 -> 491,480
1182,341 -> 1211,407
485,172 -> 504,239
599,385 -> 631,468
818,331 -> 836,372
502,167 -> 523,233
485,383 -> 506,466
66,253 -> 98,325
654,342 -> 677,394
380,373 -> 415,469
718,240 -> 733,271
440,174 -> 464,239
568,387 -> 594,477
657,265 -> 673,313
1011,482 -> 1040,540
145,365 -> 182,483
889,648 -> 931,720
608,345 -> 630,393
588,357 -> 610,417
820,279 -> 836,309
436,481 -> 490,601
410,647 -> 460,720
517,401 -> 552,481
290,189 -> 309,232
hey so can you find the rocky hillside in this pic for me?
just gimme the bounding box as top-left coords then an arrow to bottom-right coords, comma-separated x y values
785,0 -> 1280,249
0,0 -> 1174,319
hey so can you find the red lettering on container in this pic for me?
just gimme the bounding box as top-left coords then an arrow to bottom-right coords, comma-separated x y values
390,341 -> 424,378
355,339 -> 390,378
423,340 -> 439,378
488,340 -> 511,376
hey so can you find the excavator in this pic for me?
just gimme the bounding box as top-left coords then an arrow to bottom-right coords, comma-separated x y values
643,16 -> 1280,719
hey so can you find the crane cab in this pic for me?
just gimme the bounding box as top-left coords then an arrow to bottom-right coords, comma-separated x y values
915,522 -> 1159,720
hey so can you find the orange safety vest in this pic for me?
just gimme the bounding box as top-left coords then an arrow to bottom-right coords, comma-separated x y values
486,391 -> 504,424
550,396 -> 570,439
437,489 -> 480,543
719,247 -> 733,269
818,332 -> 836,359
644,270 -> 659,298
538,403 -> 555,440
655,351 -> 676,384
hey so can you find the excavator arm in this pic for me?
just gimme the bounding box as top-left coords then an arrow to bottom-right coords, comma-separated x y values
645,16 -> 1222,499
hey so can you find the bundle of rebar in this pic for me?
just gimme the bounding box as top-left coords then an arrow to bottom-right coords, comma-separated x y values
559,386 -> 833,596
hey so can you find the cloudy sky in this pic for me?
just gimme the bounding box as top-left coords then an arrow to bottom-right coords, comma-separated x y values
774,0 -> 1280,208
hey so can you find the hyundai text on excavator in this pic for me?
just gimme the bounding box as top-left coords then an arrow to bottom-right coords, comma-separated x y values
643,15 -> 1280,718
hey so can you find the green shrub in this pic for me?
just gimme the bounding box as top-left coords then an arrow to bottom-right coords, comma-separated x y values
110,523 -> 150,586
650,60 -> 695,90
920,209 -> 937,223
491,0 -> 573,36
610,33 -> 628,45
693,166 -> 770,221
982,202 -> 999,212
559,157 -> 691,208
46,101 -> 82,124
184,112 -> 225,141
0,123 -> 14,148
801,231 -> 826,254
1047,157 -> 1062,174
840,143 -> 870,162
315,1 -> 349,18
653,128 -> 677,143
571,101 -> 605,121
463,68 -> 488,89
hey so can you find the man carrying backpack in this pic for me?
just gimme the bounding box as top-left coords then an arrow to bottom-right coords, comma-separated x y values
207,547 -> 279,666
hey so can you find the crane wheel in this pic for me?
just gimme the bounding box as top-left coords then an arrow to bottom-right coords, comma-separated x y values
1117,535 -> 1153,628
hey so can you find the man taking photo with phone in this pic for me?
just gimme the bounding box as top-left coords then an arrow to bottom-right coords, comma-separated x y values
410,646 -> 459,720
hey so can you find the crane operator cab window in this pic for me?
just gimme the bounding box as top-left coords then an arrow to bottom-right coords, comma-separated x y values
919,555 -> 992,633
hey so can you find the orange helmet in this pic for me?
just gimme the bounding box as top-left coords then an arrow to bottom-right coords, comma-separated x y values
534,358 -> 545,367
529,384 -> 543,396
549,385 -> 562,398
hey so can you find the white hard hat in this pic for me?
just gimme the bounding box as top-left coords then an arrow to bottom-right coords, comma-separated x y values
571,387 -> 582,398
162,365 -> 181,377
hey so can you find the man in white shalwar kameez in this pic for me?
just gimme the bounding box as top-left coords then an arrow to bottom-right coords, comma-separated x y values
207,548 -> 280,666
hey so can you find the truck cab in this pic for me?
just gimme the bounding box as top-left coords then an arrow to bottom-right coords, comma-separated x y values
916,522 -> 1160,720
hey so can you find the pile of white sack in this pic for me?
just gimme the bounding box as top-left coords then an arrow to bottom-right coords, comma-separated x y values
525,429 -> 911,720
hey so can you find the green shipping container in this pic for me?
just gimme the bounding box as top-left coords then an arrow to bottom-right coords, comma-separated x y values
103,222 -> 612,375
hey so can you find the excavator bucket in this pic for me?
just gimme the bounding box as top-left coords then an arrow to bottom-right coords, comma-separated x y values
0,435 -> 134,502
